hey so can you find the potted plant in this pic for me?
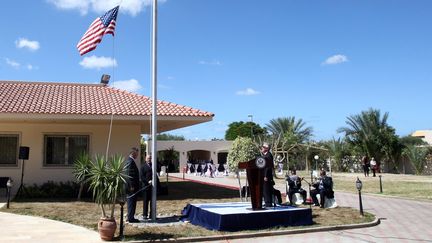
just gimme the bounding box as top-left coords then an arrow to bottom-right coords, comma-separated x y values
87,154 -> 128,241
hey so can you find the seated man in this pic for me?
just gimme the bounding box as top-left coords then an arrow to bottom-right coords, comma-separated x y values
273,188 -> 282,205
286,170 -> 307,205
310,170 -> 334,208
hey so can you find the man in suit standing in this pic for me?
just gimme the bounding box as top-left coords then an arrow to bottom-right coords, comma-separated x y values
125,147 -> 140,223
261,142 -> 275,207
141,154 -> 154,219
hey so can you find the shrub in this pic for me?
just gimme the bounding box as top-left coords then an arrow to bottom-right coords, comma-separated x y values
17,181 -> 92,200
227,137 -> 260,172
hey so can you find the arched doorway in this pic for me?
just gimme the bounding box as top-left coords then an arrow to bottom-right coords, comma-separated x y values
187,150 -> 211,162
157,148 -> 180,173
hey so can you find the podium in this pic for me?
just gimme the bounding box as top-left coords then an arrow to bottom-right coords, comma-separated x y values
238,156 -> 270,210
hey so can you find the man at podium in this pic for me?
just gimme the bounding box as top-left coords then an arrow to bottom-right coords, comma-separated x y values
261,142 -> 275,207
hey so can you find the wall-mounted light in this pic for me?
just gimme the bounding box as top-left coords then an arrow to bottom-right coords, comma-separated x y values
100,74 -> 111,85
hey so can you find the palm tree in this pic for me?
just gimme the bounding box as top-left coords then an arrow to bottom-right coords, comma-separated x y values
337,108 -> 401,171
403,145 -> 428,175
324,137 -> 352,172
266,117 -> 312,149
265,117 -> 313,170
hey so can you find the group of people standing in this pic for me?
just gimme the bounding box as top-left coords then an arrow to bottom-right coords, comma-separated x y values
125,147 -> 159,223
362,155 -> 378,177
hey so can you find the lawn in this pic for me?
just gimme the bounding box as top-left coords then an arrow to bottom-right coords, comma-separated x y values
1,178 -> 374,241
274,171 -> 432,201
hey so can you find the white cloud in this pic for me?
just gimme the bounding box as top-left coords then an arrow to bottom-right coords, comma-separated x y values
47,0 -> 89,15
47,0 -> 166,16
236,88 -> 260,96
26,64 -> 38,70
5,58 -> 37,70
79,55 -> 117,70
322,54 -> 348,65
15,38 -> 40,51
158,83 -> 171,89
111,79 -> 142,92
198,60 -> 222,66
5,58 -> 20,68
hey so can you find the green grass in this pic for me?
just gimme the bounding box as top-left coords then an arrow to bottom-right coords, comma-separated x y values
275,171 -> 432,201
1,178 -> 375,241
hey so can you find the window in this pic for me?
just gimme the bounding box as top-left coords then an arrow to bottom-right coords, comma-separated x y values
44,135 -> 89,166
0,134 -> 19,166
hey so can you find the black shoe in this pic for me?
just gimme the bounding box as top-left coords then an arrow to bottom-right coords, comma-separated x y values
128,218 -> 140,223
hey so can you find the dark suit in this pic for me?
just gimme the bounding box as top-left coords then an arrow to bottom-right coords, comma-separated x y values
140,162 -> 153,218
311,175 -> 334,207
287,175 -> 307,205
125,156 -> 140,221
262,152 -> 275,207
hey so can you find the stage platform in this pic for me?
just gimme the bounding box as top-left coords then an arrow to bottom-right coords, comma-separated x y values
181,202 -> 312,231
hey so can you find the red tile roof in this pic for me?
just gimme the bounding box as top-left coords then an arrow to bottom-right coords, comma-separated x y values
0,81 -> 214,117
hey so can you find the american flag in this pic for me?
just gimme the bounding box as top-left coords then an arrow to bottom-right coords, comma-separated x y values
77,6 -> 119,56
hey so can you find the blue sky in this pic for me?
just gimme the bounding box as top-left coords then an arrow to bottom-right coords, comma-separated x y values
1,0 -> 431,141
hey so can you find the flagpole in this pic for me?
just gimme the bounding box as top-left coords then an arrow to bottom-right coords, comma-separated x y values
151,0 -> 158,221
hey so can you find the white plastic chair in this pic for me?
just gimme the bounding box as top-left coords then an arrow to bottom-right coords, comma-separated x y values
316,194 -> 338,208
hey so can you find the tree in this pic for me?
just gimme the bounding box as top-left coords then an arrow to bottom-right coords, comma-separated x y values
157,133 -> 185,141
158,146 -> 179,172
323,138 -> 352,172
265,117 -> 313,169
225,121 -> 266,140
266,117 -> 313,145
337,108 -> 401,171
400,136 -> 428,147
403,145 -> 429,175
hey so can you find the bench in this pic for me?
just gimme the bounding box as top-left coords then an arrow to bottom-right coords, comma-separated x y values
0,177 -> 11,196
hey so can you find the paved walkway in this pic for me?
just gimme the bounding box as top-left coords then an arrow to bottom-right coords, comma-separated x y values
172,173 -> 432,243
0,202 -> 102,243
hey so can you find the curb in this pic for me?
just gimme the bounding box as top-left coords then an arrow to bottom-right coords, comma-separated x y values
127,216 -> 380,243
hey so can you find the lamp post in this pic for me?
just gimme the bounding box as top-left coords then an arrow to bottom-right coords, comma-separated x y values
356,177 -> 364,216
117,194 -> 126,241
6,178 -> 13,209
379,175 -> 383,193
248,114 -> 253,138
314,155 -> 319,171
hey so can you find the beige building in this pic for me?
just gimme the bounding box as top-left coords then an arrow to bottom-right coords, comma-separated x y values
411,130 -> 432,145
149,140 -> 232,171
0,81 -> 213,191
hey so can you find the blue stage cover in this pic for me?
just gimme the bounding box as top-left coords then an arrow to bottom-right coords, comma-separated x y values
181,202 -> 312,231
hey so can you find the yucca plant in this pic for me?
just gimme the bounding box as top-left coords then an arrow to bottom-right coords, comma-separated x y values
73,152 -> 92,201
87,154 -> 128,219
